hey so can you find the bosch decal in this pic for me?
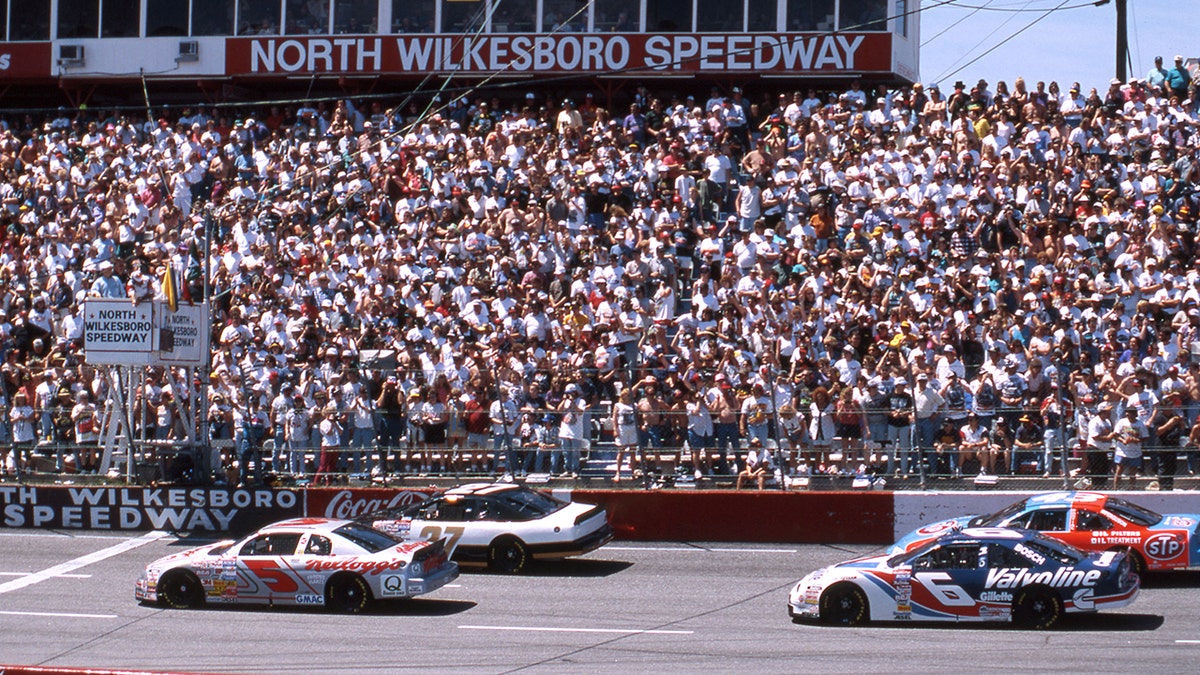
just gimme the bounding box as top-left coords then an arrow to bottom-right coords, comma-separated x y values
1014,543 -> 1047,566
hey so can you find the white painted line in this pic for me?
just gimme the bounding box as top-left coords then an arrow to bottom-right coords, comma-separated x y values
445,584 -> 462,588
605,546 -> 798,554
0,610 -> 117,619
0,531 -> 167,595
0,572 -> 91,578
460,625 -> 693,635
0,531 -> 140,540
1176,640 -> 1200,644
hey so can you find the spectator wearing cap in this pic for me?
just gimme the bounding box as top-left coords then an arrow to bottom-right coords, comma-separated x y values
285,393 -> 313,478
735,437 -> 771,490
913,372 -> 945,472
1147,56 -> 1170,93
1113,405 -> 1148,488
1166,55 -> 1192,100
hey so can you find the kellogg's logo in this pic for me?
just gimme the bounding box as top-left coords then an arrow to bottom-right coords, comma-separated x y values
322,490 -> 427,519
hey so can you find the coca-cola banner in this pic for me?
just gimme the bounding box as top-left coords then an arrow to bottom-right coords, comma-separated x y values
305,488 -> 436,520
226,32 -> 891,77
0,485 -> 301,533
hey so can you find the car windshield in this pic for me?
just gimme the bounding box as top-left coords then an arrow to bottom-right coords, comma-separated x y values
498,488 -> 566,519
1103,497 -> 1163,527
975,499 -> 1031,527
333,523 -> 403,553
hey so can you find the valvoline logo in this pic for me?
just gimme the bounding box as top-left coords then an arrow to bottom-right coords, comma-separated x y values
1144,533 -> 1184,562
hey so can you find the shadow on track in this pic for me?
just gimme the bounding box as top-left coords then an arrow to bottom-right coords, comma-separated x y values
1140,571 -> 1200,589
792,613 -> 1164,632
462,558 -> 633,577
144,598 -> 477,616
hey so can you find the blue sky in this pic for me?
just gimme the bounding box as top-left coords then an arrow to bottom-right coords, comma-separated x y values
917,0 -> 1193,95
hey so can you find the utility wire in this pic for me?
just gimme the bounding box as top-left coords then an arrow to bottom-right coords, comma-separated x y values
935,0 -> 1072,84
922,0 -> 992,47
932,0 -> 1033,84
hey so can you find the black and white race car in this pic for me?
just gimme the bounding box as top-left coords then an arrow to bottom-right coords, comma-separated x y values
357,483 -> 613,573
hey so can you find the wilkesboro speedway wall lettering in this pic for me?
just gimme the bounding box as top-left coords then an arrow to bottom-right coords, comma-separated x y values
0,486 -> 301,531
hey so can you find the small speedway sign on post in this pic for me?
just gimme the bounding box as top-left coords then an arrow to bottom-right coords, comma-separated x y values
83,299 -> 210,367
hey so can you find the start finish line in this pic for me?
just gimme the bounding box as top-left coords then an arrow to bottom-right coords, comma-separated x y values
83,299 -> 210,367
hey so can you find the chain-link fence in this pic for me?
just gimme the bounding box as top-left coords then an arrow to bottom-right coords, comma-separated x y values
9,401 -> 1199,491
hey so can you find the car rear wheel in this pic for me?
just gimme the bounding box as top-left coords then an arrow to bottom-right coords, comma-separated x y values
820,584 -> 868,625
326,574 -> 372,614
1013,588 -> 1062,629
159,571 -> 204,609
488,537 -> 529,574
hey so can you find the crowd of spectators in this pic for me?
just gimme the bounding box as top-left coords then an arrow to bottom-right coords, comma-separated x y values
0,54 -> 1199,489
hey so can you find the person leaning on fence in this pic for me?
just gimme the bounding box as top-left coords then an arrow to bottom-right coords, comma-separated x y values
1149,394 -> 1186,491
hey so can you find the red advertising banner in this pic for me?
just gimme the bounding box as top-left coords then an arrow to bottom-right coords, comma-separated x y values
304,487 -> 436,520
226,32 -> 892,77
0,42 -> 52,80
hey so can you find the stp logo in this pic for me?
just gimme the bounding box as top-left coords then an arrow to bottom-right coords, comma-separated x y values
1144,533 -> 1184,561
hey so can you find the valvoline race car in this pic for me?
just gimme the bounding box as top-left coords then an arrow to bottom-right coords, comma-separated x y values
357,483 -> 613,573
135,518 -> 458,613
890,492 -> 1200,573
789,528 -> 1139,628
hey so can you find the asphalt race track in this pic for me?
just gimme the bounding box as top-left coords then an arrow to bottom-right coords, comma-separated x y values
2,530 -> 1198,674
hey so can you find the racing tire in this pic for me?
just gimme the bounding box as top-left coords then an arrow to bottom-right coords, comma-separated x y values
326,574 -> 372,614
487,537 -> 529,574
819,584 -> 869,626
158,571 -> 205,609
1126,550 -> 1147,576
1013,588 -> 1062,629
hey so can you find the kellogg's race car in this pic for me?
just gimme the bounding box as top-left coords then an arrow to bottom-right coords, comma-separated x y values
890,492 -> 1200,573
135,518 -> 458,613
789,528 -> 1139,628
358,483 -> 613,573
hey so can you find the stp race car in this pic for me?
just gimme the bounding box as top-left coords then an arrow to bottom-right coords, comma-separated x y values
890,492 -> 1200,573
789,528 -> 1139,628
135,518 -> 458,613
357,483 -> 613,573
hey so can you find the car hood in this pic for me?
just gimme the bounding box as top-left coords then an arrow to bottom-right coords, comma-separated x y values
144,539 -> 236,571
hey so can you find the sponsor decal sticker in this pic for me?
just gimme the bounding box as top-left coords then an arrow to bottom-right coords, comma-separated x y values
295,594 -> 324,605
979,590 -> 1012,603
1072,588 -> 1095,610
1013,543 -> 1047,566
1089,534 -> 1141,546
984,567 -> 1102,589
1144,532 -> 1184,562
380,574 -> 407,597
978,606 -> 1011,620
304,557 -> 406,575
1165,516 -> 1196,528
916,521 -> 957,537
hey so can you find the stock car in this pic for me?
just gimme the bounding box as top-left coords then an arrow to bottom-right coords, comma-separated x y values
357,483 -> 613,573
135,518 -> 458,613
789,528 -> 1140,628
890,492 -> 1200,573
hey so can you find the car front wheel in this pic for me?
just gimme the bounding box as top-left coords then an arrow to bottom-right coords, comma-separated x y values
326,574 -> 372,614
488,537 -> 529,574
159,571 -> 205,609
820,584 -> 868,625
